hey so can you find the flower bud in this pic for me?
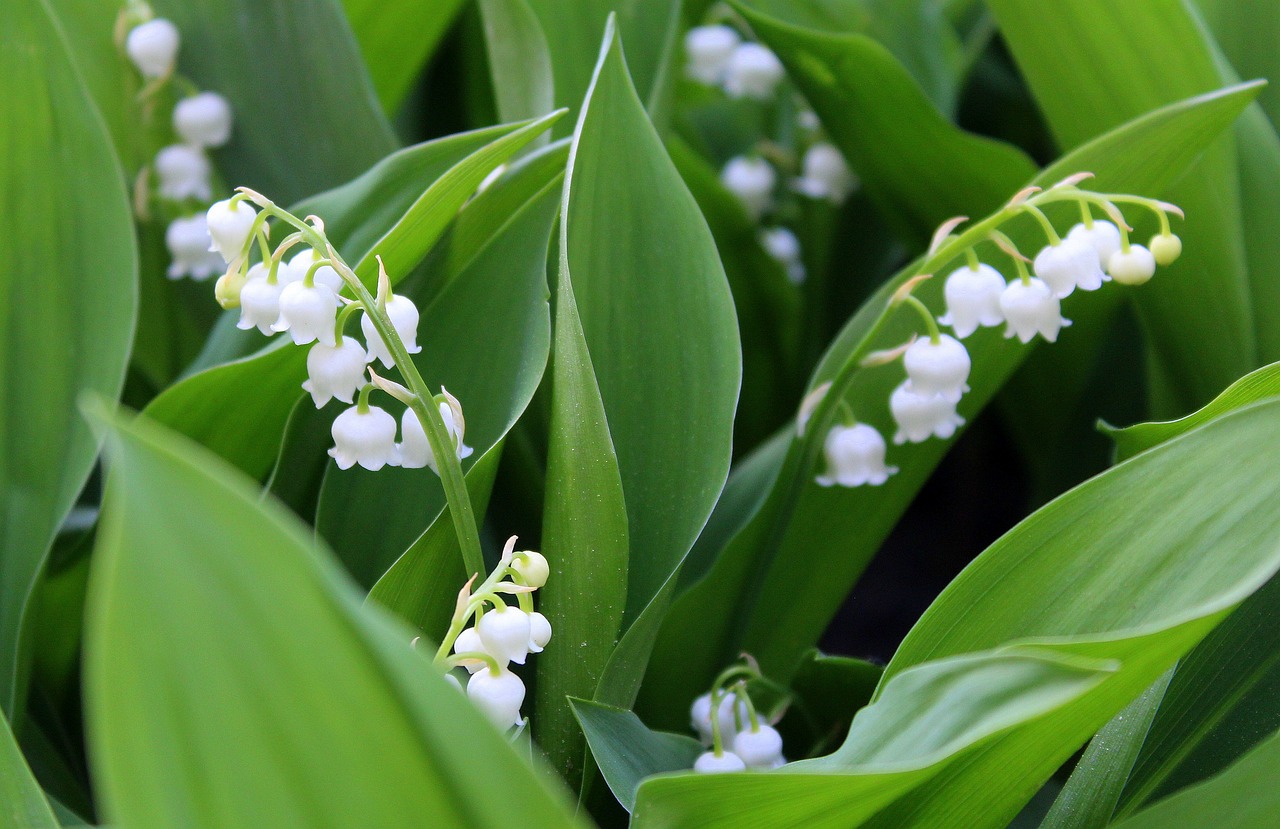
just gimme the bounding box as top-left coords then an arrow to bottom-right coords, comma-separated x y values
721,156 -> 776,221
794,143 -> 856,204
361,295 -> 422,368
1149,233 -> 1182,266
816,424 -> 896,488
165,215 -> 223,280
173,91 -> 233,148
1108,245 -> 1157,286
273,281 -> 338,346
235,264 -> 282,335
527,611 -> 552,654
467,668 -> 525,730
154,144 -> 212,202
999,278 -> 1071,343
1066,220 -> 1122,269
398,401 -> 473,474
694,751 -> 746,773
732,724 -> 785,769
684,25 -> 741,85
328,405 -> 399,471
890,381 -> 964,444
206,199 -> 257,263
902,334 -> 970,403
125,18 -> 179,79
511,551 -> 549,588
690,692 -> 751,746
1033,237 -> 1105,297
452,627 -> 488,674
723,42 -> 784,100
938,263 -> 1005,338
476,604 -> 532,665
303,337 -> 367,407
214,269 -> 248,309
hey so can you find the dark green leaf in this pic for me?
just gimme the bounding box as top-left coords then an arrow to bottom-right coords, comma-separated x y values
570,698 -> 701,813
478,0 -> 555,126
342,0 -> 468,114
0,711 -> 58,829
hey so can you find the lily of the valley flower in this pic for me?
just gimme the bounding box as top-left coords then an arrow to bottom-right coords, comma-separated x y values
173,91 -> 233,148
286,249 -> 345,292
154,144 -> 211,202
452,627 -> 487,674
1066,220 -> 1122,270
476,603 -> 532,666
732,724 -> 785,769
164,215 -> 223,280
1149,233 -> 1182,266
1033,237 -> 1105,298
890,381 -> 964,444
723,42 -> 785,100
206,198 -> 257,262
794,143 -> 856,204
362,294 -> 422,368
511,551 -> 550,588
760,226 -> 805,284
235,264 -> 281,335
690,693 -> 750,747
1108,244 -> 1157,285
721,156 -> 776,221
694,750 -> 747,773
328,403 -> 399,471
274,281 -> 339,346
999,277 -> 1071,343
399,397 -> 474,474
467,668 -> 526,730
125,18 -> 180,79
816,423 -> 897,487
938,263 -> 1005,338
684,25 -> 741,85
902,334 -> 970,403
302,337 -> 368,407
527,611 -> 553,654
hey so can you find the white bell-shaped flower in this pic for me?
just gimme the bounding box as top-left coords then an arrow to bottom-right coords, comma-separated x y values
1109,245 -> 1157,285
452,627 -> 488,674
690,693 -> 751,746
164,215 -> 223,280
721,156 -> 776,221
527,611 -> 552,654
1000,278 -> 1071,343
302,337 -> 367,407
684,25 -> 741,85
902,334 -> 970,403
399,400 -> 474,474
467,668 -> 525,730
273,280 -> 338,346
1149,233 -> 1182,266
760,227 -> 805,284
125,18 -> 179,79
476,604 -> 532,666
173,91 -> 234,148
285,248 -> 345,292
723,42 -> 784,99
938,263 -> 1005,338
816,424 -> 897,488
1066,220 -> 1122,270
154,144 -> 212,202
328,404 -> 399,471
890,381 -> 965,444
512,551 -> 550,588
235,265 -> 281,335
361,295 -> 422,368
1033,238 -> 1105,298
795,143 -> 856,204
694,751 -> 747,773
732,724 -> 785,769
206,199 -> 257,263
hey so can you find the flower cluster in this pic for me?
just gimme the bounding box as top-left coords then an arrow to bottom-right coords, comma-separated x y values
119,2 -> 236,282
427,538 -> 552,731
805,175 -> 1184,488
688,660 -> 786,773
205,191 -> 471,476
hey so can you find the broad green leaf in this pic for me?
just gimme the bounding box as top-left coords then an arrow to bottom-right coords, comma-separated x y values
1108,728 -> 1280,829
0,712 -> 58,829
151,0 -> 395,205
0,0 -> 137,715
571,699 -> 702,813
736,3 -> 1036,242
638,83 -> 1261,731
1104,361 -> 1280,462
1198,0 -> 1280,128
632,649 -> 1113,828
478,0 -> 555,127
85,404 -> 581,829
788,650 -> 884,754
342,0 -> 467,114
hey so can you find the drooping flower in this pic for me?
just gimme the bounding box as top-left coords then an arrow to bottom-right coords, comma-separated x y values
173,91 -> 234,148
286,248 -> 345,292
1149,233 -> 1182,266
759,226 -> 805,284
815,424 -> 897,488
302,337 -> 367,407
890,381 -> 965,444
794,143 -> 856,204
235,264 -> 282,335
1108,245 -> 1157,286
361,294 -> 422,368
732,724 -> 785,769
694,750 -> 747,773
452,627 -> 488,674
1033,237 -> 1105,297
206,198 -> 257,262
902,334 -> 970,403
1066,220 -> 1122,270
125,18 -> 180,79
154,144 -> 212,202
723,42 -> 785,100
399,398 -> 474,474
511,551 -> 550,588
164,214 -> 224,280
999,277 -> 1071,343
476,603 -> 532,666
328,404 -> 399,471
721,156 -> 776,221
938,263 -> 1005,338
690,693 -> 750,746
273,280 -> 339,346
527,611 -> 552,655
684,25 -> 741,85
467,668 -> 526,730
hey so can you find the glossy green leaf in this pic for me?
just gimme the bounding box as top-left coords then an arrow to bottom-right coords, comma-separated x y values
343,0 -> 467,114
85,404 -> 580,829
1104,361 -> 1280,462
1109,728 -> 1280,829
151,0 -> 395,205
788,650 -> 884,753
0,0 -> 137,715
737,3 -> 1036,242
639,83 -> 1261,731
1198,0 -> 1280,128
633,649 -> 1113,828
569,699 -> 701,812
1,712 -> 58,829
478,0 -> 555,126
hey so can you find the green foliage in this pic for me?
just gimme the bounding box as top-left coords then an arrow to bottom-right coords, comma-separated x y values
0,712 -> 58,829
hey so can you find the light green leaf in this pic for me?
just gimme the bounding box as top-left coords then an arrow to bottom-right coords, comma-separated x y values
1,712 -> 58,829
342,0 -> 467,114
84,404 -> 581,829
479,0 -> 555,127
569,699 -> 701,813
0,0 -> 137,715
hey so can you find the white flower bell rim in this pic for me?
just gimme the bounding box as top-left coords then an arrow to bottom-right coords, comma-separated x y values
796,142 -> 856,204
816,423 -> 897,488
902,333 -> 971,403
164,215 -> 223,281
328,403 -> 399,471
302,336 -> 368,407
890,381 -> 965,445
1032,237 -> 1104,298
362,294 -> 423,368
273,281 -> 339,346
1066,220 -> 1122,269
466,668 -> 526,730
399,399 -> 474,474
206,199 -> 258,262
938,263 -> 1006,338
527,611 -> 553,654
452,627 -> 488,674
684,25 -> 741,85
723,42 -> 784,100
235,264 -> 282,336
125,18 -> 180,79
154,144 -> 212,202
999,277 -> 1071,344
173,91 -> 234,148
476,603 -> 532,666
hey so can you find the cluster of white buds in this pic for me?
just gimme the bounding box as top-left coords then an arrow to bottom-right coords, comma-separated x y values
689,661 -> 786,773
205,191 -> 473,478
120,3 -> 237,281
427,538 -> 552,731
803,174 -> 1183,488
684,25 -> 784,101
